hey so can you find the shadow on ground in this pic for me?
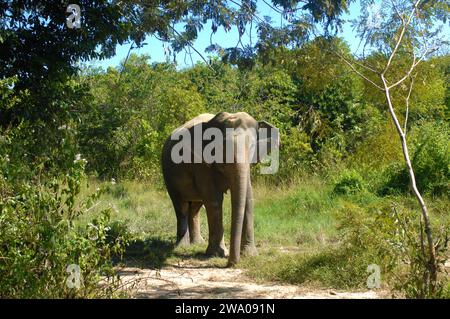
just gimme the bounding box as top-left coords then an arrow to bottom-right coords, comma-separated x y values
134,285 -> 249,299
120,237 -> 174,268
111,236 -> 387,299
118,236 -> 224,269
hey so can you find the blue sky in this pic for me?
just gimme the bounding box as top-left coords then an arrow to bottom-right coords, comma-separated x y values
92,0 -> 364,70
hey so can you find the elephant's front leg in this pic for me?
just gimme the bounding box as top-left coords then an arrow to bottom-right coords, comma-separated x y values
188,201 -> 205,244
204,197 -> 228,257
241,176 -> 257,256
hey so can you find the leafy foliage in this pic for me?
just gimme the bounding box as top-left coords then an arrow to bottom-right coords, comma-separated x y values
0,141 -> 128,298
338,201 -> 449,298
333,170 -> 366,195
0,0 -> 448,298
78,55 -> 206,179
381,121 -> 450,196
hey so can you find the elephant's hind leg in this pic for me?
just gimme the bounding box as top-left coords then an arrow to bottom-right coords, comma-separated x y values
188,202 -> 205,244
174,201 -> 190,246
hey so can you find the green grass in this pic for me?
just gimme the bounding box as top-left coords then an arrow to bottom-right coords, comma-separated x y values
240,248 -> 370,289
252,179 -> 338,247
76,176 -> 450,293
78,176 -> 340,248
78,180 -> 176,238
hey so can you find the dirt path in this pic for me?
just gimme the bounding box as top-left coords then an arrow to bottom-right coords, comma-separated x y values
117,261 -> 388,299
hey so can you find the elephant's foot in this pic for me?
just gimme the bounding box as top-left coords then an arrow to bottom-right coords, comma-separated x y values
205,244 -> 228,258
176,234 -> 190,247
190,235 -> 205,245
241,244 -> 258,257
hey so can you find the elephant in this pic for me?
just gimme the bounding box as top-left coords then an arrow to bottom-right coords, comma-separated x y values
161,111 -> 279,266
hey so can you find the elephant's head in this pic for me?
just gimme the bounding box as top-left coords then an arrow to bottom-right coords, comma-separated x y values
204,112 -> 279,266
204,112 -> 279,166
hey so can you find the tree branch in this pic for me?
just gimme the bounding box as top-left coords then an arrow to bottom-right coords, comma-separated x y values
404,74 -> 415,134
383,0 -> 422,75
169,25 -> 214,71
390,0 -> 405,24
388,46 -> 436,89
333,51 -> 384,90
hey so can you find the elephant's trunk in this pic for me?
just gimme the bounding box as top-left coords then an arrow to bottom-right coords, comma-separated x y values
228,162 -> 249,267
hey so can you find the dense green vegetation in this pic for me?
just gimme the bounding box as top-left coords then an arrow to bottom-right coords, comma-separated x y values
2,44 -> 448,297
76,45 -> 449,195
0,0 -> 448,298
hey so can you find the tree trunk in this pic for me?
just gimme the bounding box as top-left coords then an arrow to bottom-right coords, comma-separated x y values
381,75 -> 438,293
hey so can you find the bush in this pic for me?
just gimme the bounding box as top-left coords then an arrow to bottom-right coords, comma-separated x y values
337,201 -> 449,298
333,170 -> 366,195
260,127 -> 313,183
381,122 -> 449,196
0,143 -> 128,298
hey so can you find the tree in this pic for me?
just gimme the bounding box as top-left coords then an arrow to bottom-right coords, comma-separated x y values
78,54 -> 206,179
331,0 -> 448,295
0,0 -> 351,126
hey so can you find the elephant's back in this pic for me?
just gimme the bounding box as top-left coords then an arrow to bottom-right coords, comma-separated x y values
179,113 -> 215,130
162,113 -> 214,154
161,114 -> 215,198
161,113 -> 215,172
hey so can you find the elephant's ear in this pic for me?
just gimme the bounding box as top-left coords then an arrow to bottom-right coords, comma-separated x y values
258,121 -> 279,138
258,121 -> 274,130
256,121 -> 280,162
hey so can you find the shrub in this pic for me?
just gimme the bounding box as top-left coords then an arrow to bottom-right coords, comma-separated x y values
266,128 -> 313,182
78,57 -> 206,180
333,170 -> 366,195
0,147 -> 129,298
380,122 -> 449,196
337,201 -> 449,298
